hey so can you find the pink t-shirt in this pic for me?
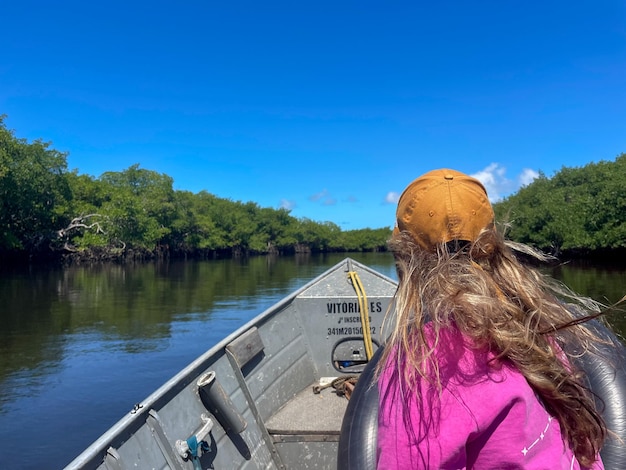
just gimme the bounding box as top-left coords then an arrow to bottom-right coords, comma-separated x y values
377,326 -> 604,469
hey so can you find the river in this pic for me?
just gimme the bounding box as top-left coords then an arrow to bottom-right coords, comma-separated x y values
0,252 -> 624,469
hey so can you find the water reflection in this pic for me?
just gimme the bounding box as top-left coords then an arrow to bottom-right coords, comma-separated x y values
549,260 -> 626,304
548,260 -> 626,333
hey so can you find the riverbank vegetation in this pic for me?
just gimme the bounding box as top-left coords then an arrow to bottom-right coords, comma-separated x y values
494,153 -> 626,258
0,117 -> 390,263
1,117 -> 624,263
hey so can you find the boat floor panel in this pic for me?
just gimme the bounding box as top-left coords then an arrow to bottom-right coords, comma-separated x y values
266,382 -> 348,435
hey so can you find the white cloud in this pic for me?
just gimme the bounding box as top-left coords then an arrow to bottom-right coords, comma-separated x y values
518,168 -> 540,187
471,163 -> 539,202
471,163 -> 511,202
385,191 -> 400,204
309,189 -> 329,202
279,199 -> 296,210
309,189 -> 336,206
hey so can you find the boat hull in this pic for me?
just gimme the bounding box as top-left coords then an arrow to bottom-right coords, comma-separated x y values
65,258 -> 397,470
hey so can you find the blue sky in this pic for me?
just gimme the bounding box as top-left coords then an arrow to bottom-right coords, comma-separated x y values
2,1 -> 625,230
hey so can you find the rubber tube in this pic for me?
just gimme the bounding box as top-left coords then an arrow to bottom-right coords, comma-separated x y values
337,347 -> 382,470
573,321 -> 626,469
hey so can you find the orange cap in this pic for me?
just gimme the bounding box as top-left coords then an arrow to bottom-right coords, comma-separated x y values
394,169 -> 494,250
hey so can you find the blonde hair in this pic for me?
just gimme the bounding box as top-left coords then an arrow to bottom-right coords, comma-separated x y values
380,226 -> 608,467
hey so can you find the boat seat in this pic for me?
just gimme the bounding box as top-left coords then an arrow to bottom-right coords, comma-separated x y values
266,380 -> 350,443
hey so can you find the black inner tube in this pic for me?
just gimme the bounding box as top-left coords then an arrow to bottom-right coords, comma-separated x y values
338,322 -> 626,470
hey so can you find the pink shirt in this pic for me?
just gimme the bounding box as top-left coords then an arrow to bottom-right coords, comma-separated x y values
377,326 -> 604,469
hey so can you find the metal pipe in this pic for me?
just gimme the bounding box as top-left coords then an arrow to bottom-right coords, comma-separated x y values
197,371 -> 247,434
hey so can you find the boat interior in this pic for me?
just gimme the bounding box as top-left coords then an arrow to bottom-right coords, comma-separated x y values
66,259 -> 397,470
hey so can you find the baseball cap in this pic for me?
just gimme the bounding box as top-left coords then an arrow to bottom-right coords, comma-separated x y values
393,169 -> 494,250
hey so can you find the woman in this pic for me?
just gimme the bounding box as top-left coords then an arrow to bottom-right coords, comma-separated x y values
377,169 -> 607,469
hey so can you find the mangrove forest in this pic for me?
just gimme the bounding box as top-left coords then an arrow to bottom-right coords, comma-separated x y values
1,116 -> 624,263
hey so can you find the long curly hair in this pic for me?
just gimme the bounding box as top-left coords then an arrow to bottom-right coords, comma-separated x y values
380,226 -> 609,467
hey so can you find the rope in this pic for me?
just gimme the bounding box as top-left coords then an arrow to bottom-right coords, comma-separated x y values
312,375 -> 359,397
348,270 -> 374,360
331,375 -> 359,398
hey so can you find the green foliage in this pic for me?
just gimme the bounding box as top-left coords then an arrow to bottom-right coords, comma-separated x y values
0,119 -> 392,258
494,154 -> 626,254
0,116 -> 71,252
98,164 -> 176,249
10,117 -> 623,260
336,227 -> 391,252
